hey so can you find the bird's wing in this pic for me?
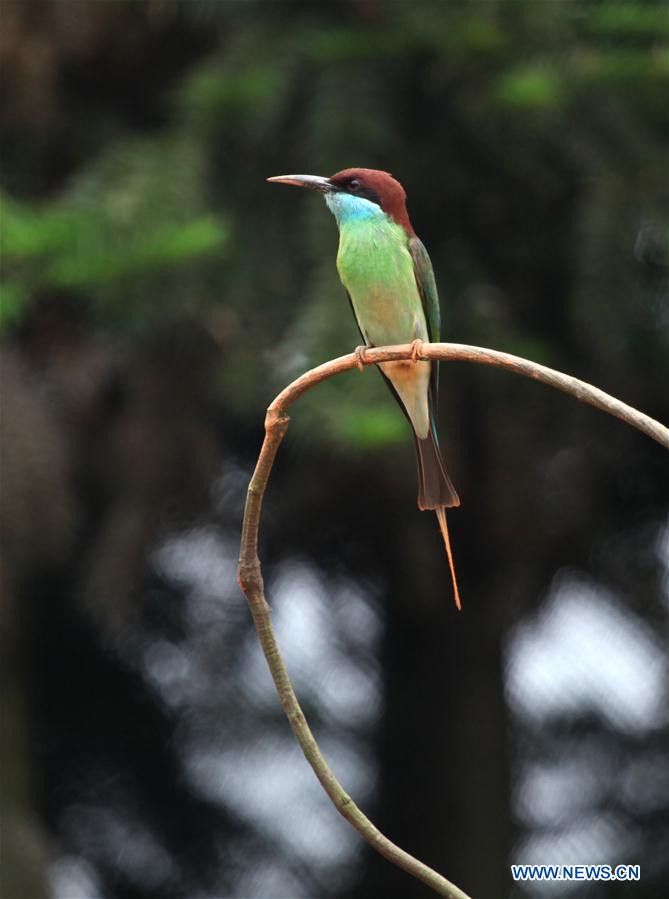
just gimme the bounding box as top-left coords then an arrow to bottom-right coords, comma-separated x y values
409,236 -> 441,406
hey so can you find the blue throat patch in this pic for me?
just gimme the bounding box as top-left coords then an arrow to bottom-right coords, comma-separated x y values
325,191 -> 385,226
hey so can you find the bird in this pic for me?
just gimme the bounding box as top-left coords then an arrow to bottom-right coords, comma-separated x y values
267,168 -> 461,608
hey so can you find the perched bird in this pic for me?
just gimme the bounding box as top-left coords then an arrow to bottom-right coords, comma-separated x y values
268,168 -> 461,608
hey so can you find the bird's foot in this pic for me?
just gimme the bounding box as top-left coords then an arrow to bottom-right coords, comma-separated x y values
409,338 -> 424,364
354,345 -> 371,373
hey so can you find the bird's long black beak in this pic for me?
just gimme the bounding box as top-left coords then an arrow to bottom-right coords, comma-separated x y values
267,174 -> 336,193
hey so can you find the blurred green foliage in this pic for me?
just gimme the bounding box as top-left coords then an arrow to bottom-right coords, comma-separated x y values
1,137 -> 227,327
1,0 -> 667,446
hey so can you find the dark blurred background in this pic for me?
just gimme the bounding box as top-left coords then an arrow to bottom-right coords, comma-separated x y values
1,2 -> 668,898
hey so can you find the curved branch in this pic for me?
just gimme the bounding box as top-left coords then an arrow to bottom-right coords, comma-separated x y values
267,342 -> 669,449
237,342 -> 668,899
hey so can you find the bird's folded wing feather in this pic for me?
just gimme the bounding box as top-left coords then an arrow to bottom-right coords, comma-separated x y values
409,236 -> 441,404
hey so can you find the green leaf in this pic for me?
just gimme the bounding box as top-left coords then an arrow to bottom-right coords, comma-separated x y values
495,66 -> 566,110
0,282 -> 29,328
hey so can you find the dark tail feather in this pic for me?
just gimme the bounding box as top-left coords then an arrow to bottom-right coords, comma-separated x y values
415,431 -> 462,609
415,430 -> 460,510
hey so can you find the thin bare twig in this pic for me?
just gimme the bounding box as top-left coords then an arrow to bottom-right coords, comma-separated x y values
237,342 -> 668,898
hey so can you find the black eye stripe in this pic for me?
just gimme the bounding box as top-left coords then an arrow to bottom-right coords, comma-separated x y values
339,179 -> 380,206
359,188 -> 381,205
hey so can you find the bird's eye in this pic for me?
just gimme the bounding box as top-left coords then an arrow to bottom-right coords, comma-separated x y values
349,179 -> 361,190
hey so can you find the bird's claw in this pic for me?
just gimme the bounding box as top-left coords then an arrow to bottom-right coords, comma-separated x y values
355,345 -> 371,373
409,338 -> 424,364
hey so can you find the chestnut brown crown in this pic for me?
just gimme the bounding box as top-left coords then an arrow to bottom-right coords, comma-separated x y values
328,168 -> 415,235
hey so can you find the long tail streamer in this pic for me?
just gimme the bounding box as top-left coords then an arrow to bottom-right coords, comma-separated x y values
435,506 -> 461,610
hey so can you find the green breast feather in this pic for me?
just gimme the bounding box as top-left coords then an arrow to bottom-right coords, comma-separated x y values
336,216 -> 428,349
